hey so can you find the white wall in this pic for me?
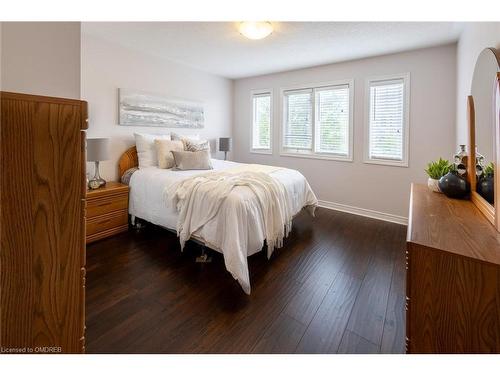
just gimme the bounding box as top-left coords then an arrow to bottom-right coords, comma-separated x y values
81,34 -> 233,181
233,44 -> 457,219
1,22 -> 81,99
456,23 -> 500,146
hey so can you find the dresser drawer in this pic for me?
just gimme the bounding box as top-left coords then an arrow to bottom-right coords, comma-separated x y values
86,209 -> 128,237
87,194 -> 128,218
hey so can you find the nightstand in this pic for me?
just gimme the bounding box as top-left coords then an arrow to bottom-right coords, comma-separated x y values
86,182 -> 129,244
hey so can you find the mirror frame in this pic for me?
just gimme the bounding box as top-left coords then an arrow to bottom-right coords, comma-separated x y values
467,47 -> 500,230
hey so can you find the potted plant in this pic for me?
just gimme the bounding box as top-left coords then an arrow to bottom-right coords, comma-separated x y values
425,158 -> 451,193
477,162 -> 494,204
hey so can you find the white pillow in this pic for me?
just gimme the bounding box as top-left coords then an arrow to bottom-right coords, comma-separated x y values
134,133 -> 171,168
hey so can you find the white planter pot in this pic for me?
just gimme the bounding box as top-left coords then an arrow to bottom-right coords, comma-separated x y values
427,177 -> 442,193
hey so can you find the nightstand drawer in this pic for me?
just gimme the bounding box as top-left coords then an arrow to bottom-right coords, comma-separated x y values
86,209 -> 128,237
87,194 -> 128,218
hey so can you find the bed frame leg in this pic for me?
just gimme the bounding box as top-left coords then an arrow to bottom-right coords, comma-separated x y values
130,215 -> 146,231
195,246 -> 212,263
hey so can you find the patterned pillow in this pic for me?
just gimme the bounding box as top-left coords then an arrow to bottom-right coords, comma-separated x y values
171,150 -> 213,170
183,139 -> 210,152
121,167 -> 139,185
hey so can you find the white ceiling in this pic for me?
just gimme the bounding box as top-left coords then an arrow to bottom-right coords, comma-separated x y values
83,22 -> 463,79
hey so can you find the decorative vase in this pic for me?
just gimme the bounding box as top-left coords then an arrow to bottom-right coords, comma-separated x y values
427,178 -> 441,193
477,176 -> 494,204
438,172 -> 470,199
453,144 -> 468,178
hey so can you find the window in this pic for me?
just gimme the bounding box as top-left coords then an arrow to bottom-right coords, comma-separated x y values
251,91 -> 272,153
283,89 -> 313,150
365,74 -> 410,166
315,85 -> 350,155
281,81 -> 353,161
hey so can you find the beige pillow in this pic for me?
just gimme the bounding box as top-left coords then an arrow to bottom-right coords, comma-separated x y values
134,133 -> 171,168
171,150 -> 213,170
155,139 -> 184,169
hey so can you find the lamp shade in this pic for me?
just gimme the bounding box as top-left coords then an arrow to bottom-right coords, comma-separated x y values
86,138 -> 110,161
219,137 -> 232,152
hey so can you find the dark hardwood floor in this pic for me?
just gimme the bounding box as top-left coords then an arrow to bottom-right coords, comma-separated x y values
85,207 -> 407,354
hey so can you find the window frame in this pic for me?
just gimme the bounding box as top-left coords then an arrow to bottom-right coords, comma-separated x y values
364,73 -> 410,168
250,89 -> 273,155
279,79 -> 354,162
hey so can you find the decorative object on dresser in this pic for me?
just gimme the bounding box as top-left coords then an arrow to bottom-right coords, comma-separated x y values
466,47 -> 500,230
424,157 -> 451,193
477,162 -> 494,204
406,184 -> 500,353
1,92 -> 87,353
453,144 -> 468,177
219,137 -> 232,160
86,182 -> 129,244
87,137 -> 110,189
437,166 -> 470,199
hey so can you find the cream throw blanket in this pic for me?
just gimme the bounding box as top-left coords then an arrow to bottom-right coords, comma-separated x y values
163,163 -> 317,294
167,164 -> 292,257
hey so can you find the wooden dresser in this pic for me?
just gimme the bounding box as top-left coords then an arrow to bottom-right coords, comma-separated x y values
1,92 -> 87,353
86,182 -> 129,244
406,183 -> 500,353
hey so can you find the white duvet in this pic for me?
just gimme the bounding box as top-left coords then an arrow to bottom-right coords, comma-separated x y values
128,159 -> 317,294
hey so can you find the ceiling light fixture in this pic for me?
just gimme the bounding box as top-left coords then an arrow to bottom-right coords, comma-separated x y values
238,22 -> 273,40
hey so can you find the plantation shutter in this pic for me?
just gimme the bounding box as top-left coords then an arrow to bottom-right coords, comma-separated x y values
283,89 -> 313,150
315,85 -> 349,155
252,93 -> 271,150
368,79 -> 405,160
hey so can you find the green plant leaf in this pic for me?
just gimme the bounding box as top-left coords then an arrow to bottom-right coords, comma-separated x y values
425,157 -> 452,179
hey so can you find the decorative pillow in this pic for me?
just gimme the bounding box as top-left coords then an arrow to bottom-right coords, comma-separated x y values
155,139 -> 184,169
171,150 -> 213,170
170,132 -> 200,142
121,167 -> 139,185
134,133 -> 171,168
183,139 -> 210,152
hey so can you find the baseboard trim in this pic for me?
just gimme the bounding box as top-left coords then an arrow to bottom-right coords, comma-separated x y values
317,200 -> 408,226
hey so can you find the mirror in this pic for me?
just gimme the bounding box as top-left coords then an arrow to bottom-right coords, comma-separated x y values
468,47 -> 500,228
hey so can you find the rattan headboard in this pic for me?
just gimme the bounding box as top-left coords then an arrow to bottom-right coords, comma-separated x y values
118,146 -> 138,178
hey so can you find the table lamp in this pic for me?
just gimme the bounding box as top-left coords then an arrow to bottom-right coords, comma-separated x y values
219,137 -> 232,161
87,138 -> 110,189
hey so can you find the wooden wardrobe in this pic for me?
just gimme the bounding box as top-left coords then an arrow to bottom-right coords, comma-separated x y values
0,92 -> 87,353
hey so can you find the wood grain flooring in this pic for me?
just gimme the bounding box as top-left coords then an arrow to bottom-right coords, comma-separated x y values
85,207 -> 407,353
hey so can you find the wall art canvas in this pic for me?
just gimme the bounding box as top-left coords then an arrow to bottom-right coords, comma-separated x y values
119,89 -> 204,128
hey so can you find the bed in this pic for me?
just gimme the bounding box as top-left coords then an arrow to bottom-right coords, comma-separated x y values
118,146 -> 318,294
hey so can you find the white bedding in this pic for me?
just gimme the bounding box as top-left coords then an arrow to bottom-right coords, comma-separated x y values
128,159 -> 317,293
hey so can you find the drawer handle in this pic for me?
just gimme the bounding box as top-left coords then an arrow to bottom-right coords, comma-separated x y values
97,202 -> 112,207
